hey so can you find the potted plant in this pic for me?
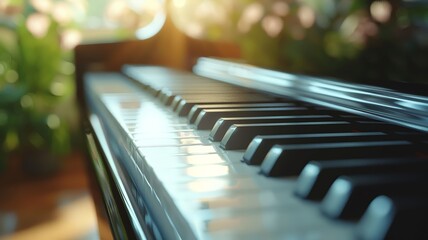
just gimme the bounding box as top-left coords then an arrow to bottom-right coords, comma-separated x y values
0,1 -> 80,175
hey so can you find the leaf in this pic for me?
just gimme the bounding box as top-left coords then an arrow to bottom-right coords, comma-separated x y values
4,130 -> 19,151
16,17 -> 62,92
0,84 -> 26,105
0,26 -> 18,57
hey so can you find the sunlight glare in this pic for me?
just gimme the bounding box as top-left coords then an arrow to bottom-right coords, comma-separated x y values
187,179 -> 228,192
298,5 -> 316,28
186,165 -> 229,178
370,1 -> 392,23
272,1 -> 289,17
173,0 -> 186,8
185,155 -> 224,165
61,29 -> 82,50
52,2 -> 73,24
30,0 -> 52,13
237,2 -> 264,33
262,15 -> 283,37
26,13 -> 51,38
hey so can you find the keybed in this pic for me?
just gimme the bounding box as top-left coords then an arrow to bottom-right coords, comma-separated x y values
85,65 -> 428,240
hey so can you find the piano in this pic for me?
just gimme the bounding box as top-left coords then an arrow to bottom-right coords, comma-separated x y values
75,4 -> 428,240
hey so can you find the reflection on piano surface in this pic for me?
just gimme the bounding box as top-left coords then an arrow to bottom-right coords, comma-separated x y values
75,2 -> 428,240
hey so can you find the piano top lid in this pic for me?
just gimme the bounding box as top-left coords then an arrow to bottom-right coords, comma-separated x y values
193,57 -> 428,133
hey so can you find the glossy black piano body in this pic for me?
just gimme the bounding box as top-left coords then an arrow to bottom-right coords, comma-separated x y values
75,15 -> 428,240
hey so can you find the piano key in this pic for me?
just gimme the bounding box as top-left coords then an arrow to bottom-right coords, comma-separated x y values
210,115 -> 335,141
206,208 -> 343,238
321,173 -> 428,220
243,132 -> 402,165
132,130 -> 199,140
160,85 -> 238,93
220,121 -> 362,150
168,92 -> 256,107
171,94 -> 231,109
357,195 -> 428,240
295,158 -> 428,200
260,141 -> 418,177
159,87 -> 247,105
188,102 -> 297,123
139,145 -> 218,157
134,137 -> 204,148
128,125 -> 192,134
177,202 -> 353,240
163,88 -> 255,106
174,95 -> 276,116
141,154 -> 228,169
195,107 -> 313,130
159,176 -> 355,239
155,166 -> 260,183
147,86 -> 162,96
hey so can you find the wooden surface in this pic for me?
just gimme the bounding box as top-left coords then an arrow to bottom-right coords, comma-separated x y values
0,151 -> 99,240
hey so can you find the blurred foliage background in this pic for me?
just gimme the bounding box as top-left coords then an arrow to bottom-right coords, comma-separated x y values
0,0 -> 164,174
0,1 -> 81,174
171,0 -> 428,84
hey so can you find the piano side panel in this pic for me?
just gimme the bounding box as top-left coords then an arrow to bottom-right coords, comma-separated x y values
84,126 -> 138,240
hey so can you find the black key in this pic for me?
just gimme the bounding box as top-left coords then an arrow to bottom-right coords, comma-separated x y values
221,121 -> 359,150
243,132 -> 403,165
210,115 -> 335,141
147,86 -> 161,97
174,95 -> 276,116
188,102 -> 296,123
171,93 -> 270,111
357,195 -> 428,240
195,107 -> 314,130
158,89 -> 172,104
321,173 -> 428,220
156,88 -> 202,104
160,88 -> 247,106
163,87 -> 251,106
158,89 -> 188,105
295,158 -> 428,200
260,141 -> 418,177
220,119 -> 410,150
171,93 -> 252,109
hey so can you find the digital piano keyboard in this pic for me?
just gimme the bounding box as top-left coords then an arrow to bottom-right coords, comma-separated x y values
80,57 -> 428,240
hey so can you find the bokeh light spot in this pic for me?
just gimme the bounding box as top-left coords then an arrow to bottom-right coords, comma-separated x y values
6,69 -> 18,83
26,13 -> 51,38
262,15 -> 283,37
370,1 -> 392,23
20,95 -> 34,108
50,82 -> 66,96
298,5 -> 316,28
47,114 -> 61,129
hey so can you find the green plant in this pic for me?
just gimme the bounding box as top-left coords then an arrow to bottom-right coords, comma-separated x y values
0,2 -> 78,172
169,0 -> 428,84
234,0 -> 428,84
